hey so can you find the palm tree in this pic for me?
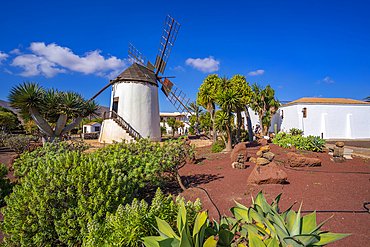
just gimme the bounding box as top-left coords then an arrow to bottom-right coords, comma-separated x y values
8,81 -> 100,142
188,102 -> 203,123
197,74 -> 221,144
250,83 -> 280,136
364,95 -> 370,102
229,75 -> 253,143
216,77 -> 239,151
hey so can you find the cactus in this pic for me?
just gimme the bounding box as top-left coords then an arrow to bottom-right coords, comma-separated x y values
274,124 -> 277,135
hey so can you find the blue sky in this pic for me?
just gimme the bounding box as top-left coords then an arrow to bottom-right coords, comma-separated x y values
0,0 -> 369,112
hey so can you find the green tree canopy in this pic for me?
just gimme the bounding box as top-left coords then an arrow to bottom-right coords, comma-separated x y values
8,81 -> 100,142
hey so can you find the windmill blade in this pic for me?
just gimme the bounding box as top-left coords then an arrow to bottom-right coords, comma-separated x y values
159,78 -> 193,115
128,43 -> 155,71
155,15 -> 180,76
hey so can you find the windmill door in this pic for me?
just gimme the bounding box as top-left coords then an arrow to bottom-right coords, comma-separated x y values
112,97 -> 119,114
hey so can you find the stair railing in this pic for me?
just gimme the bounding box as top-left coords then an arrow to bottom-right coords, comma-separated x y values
103,111 -> 143,140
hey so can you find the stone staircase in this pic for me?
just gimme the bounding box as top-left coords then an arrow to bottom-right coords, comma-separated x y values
103,111 -> 143,140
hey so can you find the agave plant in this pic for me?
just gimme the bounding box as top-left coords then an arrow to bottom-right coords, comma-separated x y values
307,136 -> 326,152
8,81 -> 100,142
231,191 -> 351,247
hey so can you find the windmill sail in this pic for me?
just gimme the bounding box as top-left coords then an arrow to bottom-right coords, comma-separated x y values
155,15 -> 180,75
160,78 -> 193,115
128,43 -> 155,71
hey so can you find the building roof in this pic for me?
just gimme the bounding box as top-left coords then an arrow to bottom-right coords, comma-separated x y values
112,63 -> 158,87
84,122 -> 101,126
160,112 -> 186,117
283,97 -> 370,106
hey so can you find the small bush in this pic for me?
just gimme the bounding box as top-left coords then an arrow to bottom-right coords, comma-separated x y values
289,127 -> 304,136
211,139 -> 225,153
0,163 -> 17,207
5,134 -> 34,154
189,126 -> 195,135
12,140 -> 89,177
1,151 -> 136,246
83,187 -> 202,246
272,132 -> 326,152
0,131 -> 11,147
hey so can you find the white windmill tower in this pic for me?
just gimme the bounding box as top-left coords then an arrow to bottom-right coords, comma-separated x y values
95,15 -> 193,143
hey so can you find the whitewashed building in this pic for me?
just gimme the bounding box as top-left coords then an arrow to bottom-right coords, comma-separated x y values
83,122 -> 101,133
160,112 -> 191,135
240,98 -> 370,140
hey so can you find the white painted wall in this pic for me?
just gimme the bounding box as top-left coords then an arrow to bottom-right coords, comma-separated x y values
83,123 -> 101,133
279,103 -> 370,139
109,82 -> 161,142
99,119 -> 134,143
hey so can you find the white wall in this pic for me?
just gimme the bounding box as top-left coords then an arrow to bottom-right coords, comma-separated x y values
109,82 -> 161,142
239,107 -> 280,135
99,119 -> 134,143
280,103 -> 370,139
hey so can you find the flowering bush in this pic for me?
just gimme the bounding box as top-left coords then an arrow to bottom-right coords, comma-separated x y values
83,187 -> 202,246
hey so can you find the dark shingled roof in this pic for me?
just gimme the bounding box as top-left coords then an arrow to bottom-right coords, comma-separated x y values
113,63 -> 158,87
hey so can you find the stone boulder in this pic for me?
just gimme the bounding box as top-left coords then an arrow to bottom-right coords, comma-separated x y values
249,157 -> 257,163
230,142 -> 248,162
262,151 -> 275,161
247,163 -> 287,185
232,162 -> 246,169
330,156 -> 346,163
287,152 -> 321,167
260,145 -> 271,152
252,138 -> 268,146
256,157 -> 270,166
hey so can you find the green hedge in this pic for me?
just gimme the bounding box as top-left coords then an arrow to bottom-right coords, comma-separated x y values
272,132 -> 326,152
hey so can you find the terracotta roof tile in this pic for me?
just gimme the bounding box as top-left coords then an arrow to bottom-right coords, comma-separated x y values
283,97 -> 370,106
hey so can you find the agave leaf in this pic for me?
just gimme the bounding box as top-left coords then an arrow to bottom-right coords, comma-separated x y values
155,216 -> 179,240
312,232 -> 352,246
290,202 -> 303,236
142,236 -> 162,247
286,210 -> 297,234
281,202 -> 297,221
281,237 -> 305,247
301,211 -> 317,234
203,236 -> 217,247
254,191 -> 270,214
230,207 -> 250,222
271,193 -> 282,213
266,237 -> 280,247
234,200 -> 249,210
270,221 -> 289,242
310,215 -> 334,235
218,228 -> 235,246
248,229 -> 267,247
267,211 -> 287,234
289,234 -> 320,245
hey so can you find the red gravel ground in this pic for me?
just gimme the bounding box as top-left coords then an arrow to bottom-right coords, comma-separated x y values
1,143 -> 369,246
179,143 -> 370,246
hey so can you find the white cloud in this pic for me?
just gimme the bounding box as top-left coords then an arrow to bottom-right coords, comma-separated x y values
247,69 -> 265,76
185,56 -> 220,73
4,68 -> 13,74
11,54 -> 67,78
9,49 -> 21,55
317,76 -> 335,84
171,65 -> 185,72
9,42 -> 128,78
0,51 -> 9,65
277,85 -> 283,88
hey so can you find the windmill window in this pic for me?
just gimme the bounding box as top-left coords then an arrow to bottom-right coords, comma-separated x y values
303,108 -> 307,118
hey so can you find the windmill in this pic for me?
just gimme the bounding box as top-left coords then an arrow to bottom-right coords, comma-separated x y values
97,15 -> 193,143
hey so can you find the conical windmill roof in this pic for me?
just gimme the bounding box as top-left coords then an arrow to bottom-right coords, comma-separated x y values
113,63 -> 158,87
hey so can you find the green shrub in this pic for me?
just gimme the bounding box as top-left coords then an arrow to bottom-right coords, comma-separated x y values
289,128 -> 304,136
211,139 -> 225,153
5,134 -> 34,154
83,187 -> 202,246
1,151 -> 136,246
12,139 -> 89,177
0,163 -> 17,207
189,126 -> 195,135
272,133 -> 326,152
0,131 -> 11,147
94,137 -> 194,190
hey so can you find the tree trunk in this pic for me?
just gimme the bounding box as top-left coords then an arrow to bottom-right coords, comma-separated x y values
29,106 -> 54,136
176,171 -> 187,191
54,114 -> 67,136
60,116 -> 83,136
225,114 -> 232,152
236,108 -> 242,144
259,115 -> 265,136
244,106 -> 253,142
